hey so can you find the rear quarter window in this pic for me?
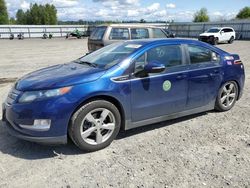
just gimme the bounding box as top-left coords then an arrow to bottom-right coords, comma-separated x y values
90,27 -> 107,40
152,28 -> 167,38
109,28 -> 129,40
188,45 -> 220,64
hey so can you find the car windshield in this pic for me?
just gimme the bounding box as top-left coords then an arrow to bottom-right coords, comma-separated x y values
78,42 -> 142,69
207,28 -> 220,33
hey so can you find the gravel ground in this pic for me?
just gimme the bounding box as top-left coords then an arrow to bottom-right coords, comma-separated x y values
0,39 -> 250,188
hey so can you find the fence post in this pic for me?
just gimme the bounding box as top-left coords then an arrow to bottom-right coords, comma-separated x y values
60,27 -> 63,37
28,27 -> 31,38
240,23 -> 244,40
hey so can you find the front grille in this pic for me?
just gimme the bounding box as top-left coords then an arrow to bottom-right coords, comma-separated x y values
199,36 -> 208,42
6,88 -> 21,106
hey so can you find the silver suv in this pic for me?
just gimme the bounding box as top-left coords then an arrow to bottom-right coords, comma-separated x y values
88,24 -> 168,52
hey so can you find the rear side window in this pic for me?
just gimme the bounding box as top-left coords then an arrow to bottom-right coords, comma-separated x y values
188,45 -> 220,64
152,28 -> 167,38
131,28 -> 149,39
90,27 -> 107,40
109,28 -> 129,40
225,28 -> 233,32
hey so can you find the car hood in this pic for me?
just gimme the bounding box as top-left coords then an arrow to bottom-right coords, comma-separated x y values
200,32 -> 217,37
16,62 -> 106,91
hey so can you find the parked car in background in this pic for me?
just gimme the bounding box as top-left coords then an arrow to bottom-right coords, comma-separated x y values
66,29 -> 87,39
163,29 -> 176,38
199,27 -> 236,45
3,39 -> 245,151
88,24 -> 168,52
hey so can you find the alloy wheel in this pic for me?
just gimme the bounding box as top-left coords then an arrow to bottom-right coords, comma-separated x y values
80,108 -> 116,145
220,83 -> 237,108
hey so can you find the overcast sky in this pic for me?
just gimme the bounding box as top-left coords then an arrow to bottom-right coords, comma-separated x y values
5,0 -> 250,22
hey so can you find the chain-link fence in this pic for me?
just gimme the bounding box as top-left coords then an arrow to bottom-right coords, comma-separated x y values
168,21 -> 250,40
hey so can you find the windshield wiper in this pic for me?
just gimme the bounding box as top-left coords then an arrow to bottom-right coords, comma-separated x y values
74,60 -> 97,68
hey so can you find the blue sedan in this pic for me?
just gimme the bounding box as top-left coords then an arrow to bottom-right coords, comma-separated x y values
2,39 -> 245,151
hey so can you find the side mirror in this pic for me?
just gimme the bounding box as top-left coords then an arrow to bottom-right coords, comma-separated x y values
144,61 -> 165,74
220,31 -> 224,34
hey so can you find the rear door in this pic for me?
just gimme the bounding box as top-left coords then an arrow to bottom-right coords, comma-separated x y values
185,45 -> 223,109
130,44 -> 189,122
220,28 -> 228,41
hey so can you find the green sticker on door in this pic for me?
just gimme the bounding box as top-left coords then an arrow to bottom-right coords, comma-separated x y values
163,80 -> 172,91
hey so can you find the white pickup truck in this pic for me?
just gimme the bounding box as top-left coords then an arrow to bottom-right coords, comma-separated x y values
199,27 -> 236,45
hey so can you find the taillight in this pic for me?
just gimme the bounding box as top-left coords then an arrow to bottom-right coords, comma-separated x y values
234,60 -> 242,65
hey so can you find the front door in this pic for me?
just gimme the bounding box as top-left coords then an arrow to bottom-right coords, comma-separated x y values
130,44 -> 189,122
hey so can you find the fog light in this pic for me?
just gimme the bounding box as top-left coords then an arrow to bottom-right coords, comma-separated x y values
20,119 -> 51,131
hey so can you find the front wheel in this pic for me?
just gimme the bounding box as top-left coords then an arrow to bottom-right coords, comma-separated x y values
215,81 -> 238,112
213,37 -> 218,45
228,36 -> 234,44
69,100 -> 121,151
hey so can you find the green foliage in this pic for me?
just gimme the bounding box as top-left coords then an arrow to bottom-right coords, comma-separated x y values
16,3 -> 57,25
236,7 -> 250,19
9,17 -> 16,24
193,8 -> 210,22
0,0 -> 9,24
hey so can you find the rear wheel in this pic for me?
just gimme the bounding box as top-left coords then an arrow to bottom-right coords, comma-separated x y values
69,100 -> 121,151
228,36 -> 234,44
215,81 -> 238,111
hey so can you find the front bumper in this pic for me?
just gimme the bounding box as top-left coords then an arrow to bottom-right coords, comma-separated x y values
2,90 -> 77,145
2,120 -> 67,144
199,36 -> 215,44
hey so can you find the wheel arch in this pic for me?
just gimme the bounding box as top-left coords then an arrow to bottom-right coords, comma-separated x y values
68,94 -> 126,132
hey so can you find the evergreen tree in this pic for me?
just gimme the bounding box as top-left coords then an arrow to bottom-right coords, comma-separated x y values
0,0 -> 9,24
15,3 -> 57,25
16,9 -> 26,24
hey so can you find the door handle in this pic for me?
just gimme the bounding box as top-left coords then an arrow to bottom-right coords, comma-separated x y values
176,74 -> 187,80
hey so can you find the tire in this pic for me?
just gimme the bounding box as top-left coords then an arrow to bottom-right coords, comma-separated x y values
213,37 -> 218,45
69,100 -> 121,151
228,36 -> 234,44
215,81 -> 238,112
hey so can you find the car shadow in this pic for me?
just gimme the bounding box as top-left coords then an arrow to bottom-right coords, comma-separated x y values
116,112 -> 208,139
0,111 -> 208,160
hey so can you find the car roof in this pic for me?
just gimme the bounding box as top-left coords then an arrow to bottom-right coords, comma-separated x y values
96,24 -> 163,29
210,27 -> 234,30
123,38 -> 228,54
124,38 -> 202,45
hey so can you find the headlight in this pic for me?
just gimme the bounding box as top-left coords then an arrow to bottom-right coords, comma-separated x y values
18,86 -> 72,103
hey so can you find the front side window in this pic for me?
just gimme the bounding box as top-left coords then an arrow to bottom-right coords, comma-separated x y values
188,45 -> 220,64
207,28 -> 220,33
131,28 -> 149,39
134,45 -> 182,74
152,28 -> 167,38
109,28 -> 129,40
